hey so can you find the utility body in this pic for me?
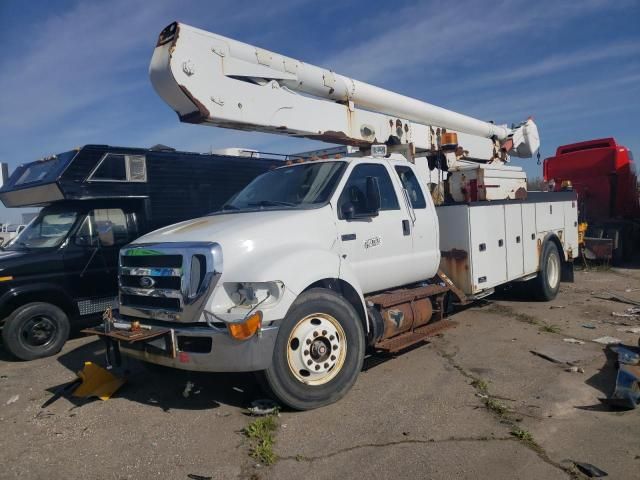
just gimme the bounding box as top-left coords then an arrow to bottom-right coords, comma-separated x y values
0,145 -> 280,360
96,22 -> 578,410
544,138 -> 639,262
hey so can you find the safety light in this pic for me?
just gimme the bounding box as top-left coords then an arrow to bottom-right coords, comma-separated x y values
0,276 -> 13,282
560,180 -> 573,191
227,311 -> 263,341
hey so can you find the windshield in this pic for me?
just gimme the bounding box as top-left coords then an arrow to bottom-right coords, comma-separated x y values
5,211 -> 78,250
222,161 -> 346,211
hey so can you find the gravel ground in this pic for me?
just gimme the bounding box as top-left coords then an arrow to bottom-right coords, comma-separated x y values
1,264 -> 639,479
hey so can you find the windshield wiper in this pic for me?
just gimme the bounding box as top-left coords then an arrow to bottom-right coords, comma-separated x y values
247,200 -> 296,208
221,204 -> 240,211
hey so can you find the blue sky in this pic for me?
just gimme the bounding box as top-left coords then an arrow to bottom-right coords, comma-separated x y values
0,0 -> 639,222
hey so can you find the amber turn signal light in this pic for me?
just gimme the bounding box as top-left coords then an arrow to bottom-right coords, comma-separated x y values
227,311 -> 263,340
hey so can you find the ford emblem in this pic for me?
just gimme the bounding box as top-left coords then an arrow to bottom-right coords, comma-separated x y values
139,276 -> 155,288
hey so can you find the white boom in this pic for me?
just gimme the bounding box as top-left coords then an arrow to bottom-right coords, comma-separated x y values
149,22 -> 539,164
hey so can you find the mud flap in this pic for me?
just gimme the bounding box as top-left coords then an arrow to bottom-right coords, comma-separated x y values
561,260 -> 574,283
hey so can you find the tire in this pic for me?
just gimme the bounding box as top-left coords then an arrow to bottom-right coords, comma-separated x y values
257,288 -> 365,410
1,302 -> 70,360
530,241 -> 562,301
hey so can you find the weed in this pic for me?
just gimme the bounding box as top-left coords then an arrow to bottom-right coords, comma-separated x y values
471,378 -> 489,393
485,398 -> 508,416
514,312 -> 540,325
486,304 -> 540,325
511,426 -> 534,443
243,415 -> 278,465
539,324 -> 561,334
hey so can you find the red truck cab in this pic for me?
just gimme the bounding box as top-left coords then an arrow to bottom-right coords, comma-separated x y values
544,138 -> 639,262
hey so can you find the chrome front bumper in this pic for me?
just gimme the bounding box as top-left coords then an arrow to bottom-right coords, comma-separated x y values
111,312 -> 279,372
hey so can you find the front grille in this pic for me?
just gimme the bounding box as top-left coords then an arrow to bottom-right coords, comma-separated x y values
121,294 -> 181,311
121,255 -> 182,268
118,243 -> 222,323
120,275 -> 181,290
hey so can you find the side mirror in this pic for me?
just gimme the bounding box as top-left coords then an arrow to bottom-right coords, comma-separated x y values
341,202 -> 356,220
75,233 -> 97,247
365,176 -> 381,216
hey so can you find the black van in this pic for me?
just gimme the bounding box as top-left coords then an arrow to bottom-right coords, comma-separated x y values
0,145 -> 281,360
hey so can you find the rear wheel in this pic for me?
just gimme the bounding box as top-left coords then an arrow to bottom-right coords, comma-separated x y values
257,288 -> 365,410
530,241 -> 561,301
1,302 -> 70,360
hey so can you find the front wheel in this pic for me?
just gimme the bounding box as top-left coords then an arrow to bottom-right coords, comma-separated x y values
530,241 -> 562,301
257,288 -> 365,410
1,302 -> 70,360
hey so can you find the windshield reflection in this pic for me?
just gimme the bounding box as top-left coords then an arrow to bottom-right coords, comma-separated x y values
4,211 -> 78,250
221,161 -> 345,212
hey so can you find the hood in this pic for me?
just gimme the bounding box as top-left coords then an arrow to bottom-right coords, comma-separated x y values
134,207 -> 336,246
132,207 -> 339,281
0,249 -> 29,262
0,247 -> 63,278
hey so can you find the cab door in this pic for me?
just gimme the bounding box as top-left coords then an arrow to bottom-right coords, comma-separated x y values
64,208 -> 137,316
335,162 -> 415,294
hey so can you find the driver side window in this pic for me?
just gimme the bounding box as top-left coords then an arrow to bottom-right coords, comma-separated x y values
75,209 -> 136,247
338,163 -> 399,218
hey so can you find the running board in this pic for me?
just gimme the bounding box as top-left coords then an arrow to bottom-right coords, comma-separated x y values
375,319 -> 458,353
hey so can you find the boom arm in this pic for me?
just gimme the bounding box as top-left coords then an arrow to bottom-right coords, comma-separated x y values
150,22 -> 539,163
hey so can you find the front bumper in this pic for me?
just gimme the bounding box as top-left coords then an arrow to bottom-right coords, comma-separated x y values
108,311 -> 279,372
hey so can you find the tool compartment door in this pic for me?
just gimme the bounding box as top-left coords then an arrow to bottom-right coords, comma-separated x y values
504,204 -> 524,280
522,203 -> 538,275
536,202 -> 564,232
469,204 -> 507,291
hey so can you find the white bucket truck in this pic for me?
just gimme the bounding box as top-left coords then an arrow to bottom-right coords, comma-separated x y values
100,23 -> 578,410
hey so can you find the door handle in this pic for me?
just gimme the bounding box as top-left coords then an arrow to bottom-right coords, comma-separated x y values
402,219 -> 411,236
341,234 -> 356,241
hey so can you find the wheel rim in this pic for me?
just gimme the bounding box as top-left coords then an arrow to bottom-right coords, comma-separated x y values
546,252 -> 560,289
20,315 -> 58,348
286,313 -> 347,386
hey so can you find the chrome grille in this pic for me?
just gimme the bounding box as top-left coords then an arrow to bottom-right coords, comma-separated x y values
119,242 -> 222,322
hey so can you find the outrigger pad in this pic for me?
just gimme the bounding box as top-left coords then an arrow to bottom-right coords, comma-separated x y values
72,362 -> 125,401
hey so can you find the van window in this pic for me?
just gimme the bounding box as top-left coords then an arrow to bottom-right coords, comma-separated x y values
395,166 -> 427,209
89,154 -> 147,182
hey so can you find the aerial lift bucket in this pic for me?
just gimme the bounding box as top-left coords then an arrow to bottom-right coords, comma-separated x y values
72,361 -> 125,401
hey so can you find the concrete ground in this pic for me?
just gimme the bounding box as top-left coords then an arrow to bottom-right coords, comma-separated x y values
1,265 -> 639,480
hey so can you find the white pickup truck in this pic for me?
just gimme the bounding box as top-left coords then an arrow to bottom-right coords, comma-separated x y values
112,153 -> 578,409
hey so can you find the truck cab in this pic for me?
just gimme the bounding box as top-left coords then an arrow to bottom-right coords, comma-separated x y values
0,145 -> 281,360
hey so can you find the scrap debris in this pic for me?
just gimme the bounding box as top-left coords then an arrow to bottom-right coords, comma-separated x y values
563,338 -> 585,345
593,291 -> 640,306
610,306 -> 640,318
607,345 -> 640,409
616,327 -> 640,334
248,399 -> 279,416
531,343 -> 599,366
592,336 -> 622,345
565,366 -> 585,373
182,381 -> 195,398
573,461 -> 608,478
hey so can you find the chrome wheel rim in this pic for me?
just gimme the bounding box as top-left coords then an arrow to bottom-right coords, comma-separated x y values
286,313 -> 347,386
547,252 -> 560,289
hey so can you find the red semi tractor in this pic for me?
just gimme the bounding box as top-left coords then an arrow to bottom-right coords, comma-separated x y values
544,138 -> 640,262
